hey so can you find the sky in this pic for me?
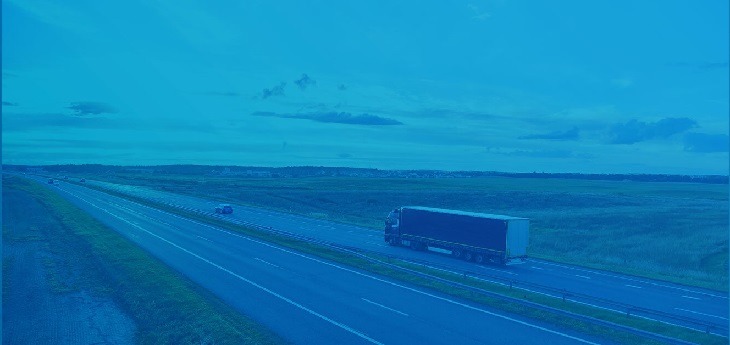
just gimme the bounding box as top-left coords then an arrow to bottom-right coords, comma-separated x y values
2,0 -> 728,174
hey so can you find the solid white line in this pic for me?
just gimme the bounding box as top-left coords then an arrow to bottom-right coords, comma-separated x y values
530,260 -> 728,300
674,308 -> 728,321
681,296 -> 701,300
63,191 -> 384,345
575,275 -> 591,279
196,235 -> 212,242
361,298 -> 409,316
64,186 -> 601,344
254,257 -> 281,268
625,285 -> 643,289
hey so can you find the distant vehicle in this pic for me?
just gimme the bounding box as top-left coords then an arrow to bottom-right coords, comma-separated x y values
63,176 -> 69,180
47,179 -> 54,184
79,178 -> 86,182
215,204 -> 233,214
384,206 -> 529,265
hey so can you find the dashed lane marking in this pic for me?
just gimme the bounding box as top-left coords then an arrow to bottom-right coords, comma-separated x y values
361,298 -> 409,316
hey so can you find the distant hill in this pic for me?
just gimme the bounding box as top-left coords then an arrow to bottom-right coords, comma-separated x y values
4,164 -> 727,184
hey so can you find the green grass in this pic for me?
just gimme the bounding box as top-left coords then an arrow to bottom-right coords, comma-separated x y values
74,177 -> 726,345
86,172 -> 729,291
3,176 -> 286,345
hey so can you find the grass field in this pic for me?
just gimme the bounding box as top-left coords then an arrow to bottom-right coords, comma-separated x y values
87,172 -> 729,291
2,176 -> 286,344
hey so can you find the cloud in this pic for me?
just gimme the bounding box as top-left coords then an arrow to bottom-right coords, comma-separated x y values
413,108 -> 499,121
520,127 -> 579,141
252,111 -> 403,126
467,4 -> 491,20
201,91 -> 239,97
338,153 -> 353,158
67,102 -> 117,115
2,112 -> 115,131
261,82 -> 286,99
337,84 -> 347,91
608,117 -> 696,144
698,62 -> 729,70
684,133 -> 729,153
611,78 -> 633,88
294,74 -> 316,90
2,101 -> 19,106
673,61 -> 729,71
486,147 -> 589,159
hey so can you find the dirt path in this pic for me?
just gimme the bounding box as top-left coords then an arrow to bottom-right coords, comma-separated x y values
3,187 -> 136,344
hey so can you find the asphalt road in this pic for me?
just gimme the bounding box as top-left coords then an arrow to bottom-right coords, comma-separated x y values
26,176 -> 614,345
75,178 -> 729,335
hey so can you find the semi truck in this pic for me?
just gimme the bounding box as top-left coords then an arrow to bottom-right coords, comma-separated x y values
384,206 -> 529,265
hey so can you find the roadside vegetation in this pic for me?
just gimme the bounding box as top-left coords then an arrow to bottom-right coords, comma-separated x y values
82,172 -> 728,291
74,178 -> 726,345
2,176 -> 286,345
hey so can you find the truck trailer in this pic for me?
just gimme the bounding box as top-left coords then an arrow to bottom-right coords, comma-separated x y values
384,206 -> 529,265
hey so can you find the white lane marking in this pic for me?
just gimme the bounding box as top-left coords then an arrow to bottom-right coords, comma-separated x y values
361,298 -> 409,316
625,285 -> 642,289
531,266 -> 544,270
674,308 -> 728,321
682,296 -> 701,300
196,235 -> 212,242
254,257 -> 281,269
70,197 -> 383,345
61,186 -> 600,343
530,259 -> 728,300
574,275 -> 591,280
481,266 -> 518,276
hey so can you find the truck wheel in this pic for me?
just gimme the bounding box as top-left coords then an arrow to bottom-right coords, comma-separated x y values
474,254 -> 484,264
464,251 -> 473,261
452,249 -> 463,258
410,241 -> 421,251
389,238 -> 400,246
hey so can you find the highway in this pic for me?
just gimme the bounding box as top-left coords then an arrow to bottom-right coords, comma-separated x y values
26,176 -> 613,344
82,178 -> 729,336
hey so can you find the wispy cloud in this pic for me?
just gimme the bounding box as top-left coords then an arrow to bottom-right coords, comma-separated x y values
486,147 -> 589,159
698,62 -> 729,70
252,111 -> 403,126
294,74 -> 316,90
2,101 -> 19,106
6,0 -> 93,33
67,102 -> 116,115
520,127 -> 579,141
673,61 -> 729,71
3,112 -> 115,131
608,117 -> 696,144
611,77 -> 633,88
467,4 -> 491,20
684,133 -> 728,153
200,91 -> 240,97
261,82 -> 286,99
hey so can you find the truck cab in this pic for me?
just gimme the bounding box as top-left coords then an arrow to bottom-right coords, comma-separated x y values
384,208 -> 401,245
